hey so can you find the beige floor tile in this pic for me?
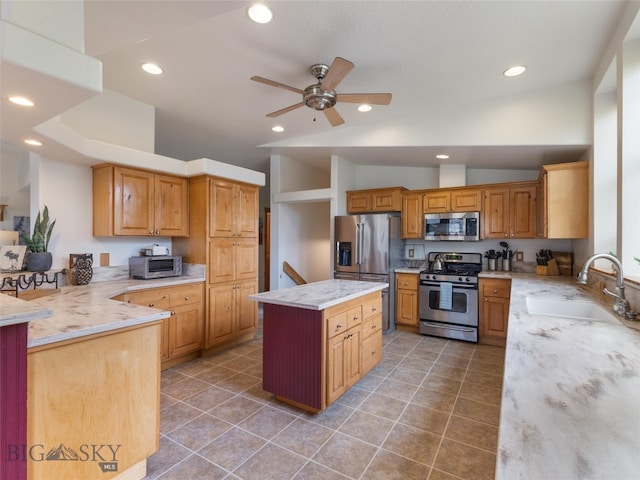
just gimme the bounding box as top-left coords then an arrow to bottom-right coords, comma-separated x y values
193,365 -> 236,385
444,414 -> 499,453
398,356 -> 436,372
312,432 -> 378,479
388,366 -> 428,385
238,405 -> 298,439
209,395 -> 264,424
182,385 -> 236,411
429,363 -> 468,381
161,369 -> 188,389
399,403 -> 450,435
407,349 -> 441,362
452,397 -> 501,427
382,422 -> 441,465
219,355 -> 260,372
433,438 -> 496,480
384,342 -> 416,355
374,377 -> 419,402
443,342 -> 475,358
305,402 -> 355,429
215,372 -> 262,394
160,402 -> 205,434
167,413 -> 232,450
468,358 -> 504,376
273,418 -> 334,458
423,373 -> 463,396
162,377 -> 210,401
361,449 -> 431,479
233,443 -> 307,480
171,358 -> 212,377
293,461 -> 350,479
338,410 -> 395,446
436,352 -> 471,369
156,453 -> 226,480
459,381 -> 502,406
353,373 -> 385,391
358,392 -> 408,421
197,426 -> 265,471
145,436 -> 191,479
160,393 -> 178,411
463,368 -> 503,389
411,386 -> 457,413
428,468 -> 463,480
335,385 -> 371,408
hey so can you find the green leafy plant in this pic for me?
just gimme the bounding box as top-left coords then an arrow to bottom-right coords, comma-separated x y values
20,205 -> 56,253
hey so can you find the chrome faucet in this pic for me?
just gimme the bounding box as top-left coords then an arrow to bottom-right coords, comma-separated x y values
576,253 -> 634,317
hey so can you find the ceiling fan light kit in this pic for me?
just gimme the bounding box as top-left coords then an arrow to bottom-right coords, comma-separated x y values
251,56 -> 392,127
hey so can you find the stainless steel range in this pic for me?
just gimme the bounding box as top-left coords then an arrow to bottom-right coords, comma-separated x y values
419,252 -> 482,343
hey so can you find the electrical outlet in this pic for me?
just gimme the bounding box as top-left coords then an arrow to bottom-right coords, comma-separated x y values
516,251 -> 523,262
100,253 -> 110,266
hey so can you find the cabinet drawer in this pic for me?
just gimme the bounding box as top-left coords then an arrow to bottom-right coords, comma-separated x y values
481,279 -> 511,298
125,289 -> 170,309
169,283 -> 203,307
327,311 -> 349,339
396,273 -> 419,290
347,306 -> 362,328
362,314 -> 382,339
362,295 -> 382,320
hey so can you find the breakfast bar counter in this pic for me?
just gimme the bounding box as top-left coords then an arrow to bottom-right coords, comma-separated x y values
250,279 -> 387,412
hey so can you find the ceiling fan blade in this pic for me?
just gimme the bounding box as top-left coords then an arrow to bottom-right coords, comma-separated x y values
266,102 -> 305,118
337,93 -> 392,105
324,107 -> 345,127
251,76 -> 305,95
320,57 -> 354,91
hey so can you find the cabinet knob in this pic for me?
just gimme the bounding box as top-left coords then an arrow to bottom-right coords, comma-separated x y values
493,289 -> 498,294
149,230 -> 153,234
171,311 -> 176,316
155,230 -> 160,235
336,323 -> 343,329
149,303 -> 155,307
185,296 -> 190,300
372,307 -> 377,312
484,298 -> 489,302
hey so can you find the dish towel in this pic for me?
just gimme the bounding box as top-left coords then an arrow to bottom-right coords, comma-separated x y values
439,282 -> 453,310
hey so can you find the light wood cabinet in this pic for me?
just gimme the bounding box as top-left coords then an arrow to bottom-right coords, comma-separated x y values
483,184 -> 536,239
395,272 -> 419,329
209,178 -> 259,238
479,277 -> 511,346
122,283 -> 204,367
207,280 -> 257,347
208,238 -> 259,284
401,192 -> 424,239
423,189 -> 482,213
537,160 -> 589,239
361,294 -> 383,376
92,164 -> 188,237
346,187 -> 406,213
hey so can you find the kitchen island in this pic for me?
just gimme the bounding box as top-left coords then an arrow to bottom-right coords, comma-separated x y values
487,272 -> 640,480
0,273 -> 204,480
250,279 -> 387,412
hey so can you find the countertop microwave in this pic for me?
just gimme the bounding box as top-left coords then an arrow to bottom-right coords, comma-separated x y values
424,211 -> 480,241
129,255 -> 182,279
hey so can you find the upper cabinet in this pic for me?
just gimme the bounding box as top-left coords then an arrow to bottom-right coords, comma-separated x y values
346,187 -> 406,213
423,189 -> 482,213
209,178 -> 259,238
401,191 -> 424,239
92,164 -> 188,237
483,184 -> 537,239
537,161 -> 589,239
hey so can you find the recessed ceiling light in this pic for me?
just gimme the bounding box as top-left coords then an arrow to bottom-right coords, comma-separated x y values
272,125 -> 284,132
503,65 -> 527,77
436,154 -> 450,160
141,63 -> 163,75
8,96 -> 35,107
24,139 -> 42,146
357,104 -> 372,112
247,3 -> 273,23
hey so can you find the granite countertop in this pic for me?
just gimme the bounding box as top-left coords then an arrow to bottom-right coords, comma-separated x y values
2,274 -> 205,348
249,279 -> 388,310
394,267 -> 422,274
496,273 -> 640,479
0,294 -> 53,327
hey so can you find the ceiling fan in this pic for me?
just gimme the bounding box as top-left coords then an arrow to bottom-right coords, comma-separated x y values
250,57 -> 392,127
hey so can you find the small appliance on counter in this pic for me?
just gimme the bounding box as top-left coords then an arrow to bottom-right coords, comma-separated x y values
143,244 -> 169,256
129,255 -> 182,279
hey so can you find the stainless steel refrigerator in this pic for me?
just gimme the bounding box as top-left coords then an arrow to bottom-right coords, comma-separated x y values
334,214 -> 403,331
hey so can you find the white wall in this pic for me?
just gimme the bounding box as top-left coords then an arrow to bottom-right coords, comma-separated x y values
0,142 -> 30,231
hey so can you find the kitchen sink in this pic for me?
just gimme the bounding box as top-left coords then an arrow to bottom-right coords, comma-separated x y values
525,297 -> 616,322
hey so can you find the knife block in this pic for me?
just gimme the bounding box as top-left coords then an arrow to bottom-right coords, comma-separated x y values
536,258 -> 559,276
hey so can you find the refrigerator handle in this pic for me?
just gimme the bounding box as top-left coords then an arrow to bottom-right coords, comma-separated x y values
357,222 -> 364,265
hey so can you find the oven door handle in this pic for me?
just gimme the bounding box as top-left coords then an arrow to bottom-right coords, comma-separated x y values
420,281 -> 478,289
420,321 -> 476,333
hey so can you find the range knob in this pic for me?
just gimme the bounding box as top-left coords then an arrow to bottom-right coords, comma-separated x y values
458,277 -> 463,282
431,275 -> 437,280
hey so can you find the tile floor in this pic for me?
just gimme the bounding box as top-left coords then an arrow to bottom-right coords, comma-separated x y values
145,321 -> 505,480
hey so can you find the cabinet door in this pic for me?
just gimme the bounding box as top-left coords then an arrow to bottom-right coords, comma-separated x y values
423,192 -> 450,213
207,284 -> 235,346
237,184 -> 259,237
347,192 -> 370,213
236,239 -> 258,281
371,190 -> 400,212
160,318 -> 170,361
169,303 -> 203,357
483,188 -> 510,238
114,167 -> 154,235
362,330 -> 382,375
209,239 -> 235,284
345,327 -> 362,387
510,186 -> 536,238
327,333 -> 347,404
481,296 -> 510,338
236,281 -> 257,336
155,174 -> 188,236
451,189 -> 482,211
402,193 -> 423,239
396,288 -> 418,326
209,179 -> 235,237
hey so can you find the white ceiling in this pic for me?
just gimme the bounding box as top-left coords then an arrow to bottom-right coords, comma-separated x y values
5,1 -> 636,174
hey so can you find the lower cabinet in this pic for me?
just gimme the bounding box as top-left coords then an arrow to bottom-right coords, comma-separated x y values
361,295 -> 383,376
395,272 -> 419,330
207,280 -> 257,348
122,282 -> 204,367
479,277 -> 512,346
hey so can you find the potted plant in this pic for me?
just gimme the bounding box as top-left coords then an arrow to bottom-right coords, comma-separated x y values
21,205 -> 56,272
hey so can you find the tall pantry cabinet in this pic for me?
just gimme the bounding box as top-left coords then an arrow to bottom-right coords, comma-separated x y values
173,176 -> 259,349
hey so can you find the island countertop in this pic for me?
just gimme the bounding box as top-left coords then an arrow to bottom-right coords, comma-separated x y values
249,279 -> 388,310
3,274 -> 205,348
495,273 -> 640,479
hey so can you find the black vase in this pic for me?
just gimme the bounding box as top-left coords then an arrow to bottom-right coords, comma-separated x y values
26,252 -> 53,272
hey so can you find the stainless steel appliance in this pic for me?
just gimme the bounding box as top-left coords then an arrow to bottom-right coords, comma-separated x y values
424,211 -> 480,241
334,214 -> 403,331
129,255 -> 182,279
419,252 -> 482,342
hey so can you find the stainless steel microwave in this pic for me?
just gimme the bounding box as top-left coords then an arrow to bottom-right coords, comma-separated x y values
424,212 -> 480,241
129,255 -> 182,279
